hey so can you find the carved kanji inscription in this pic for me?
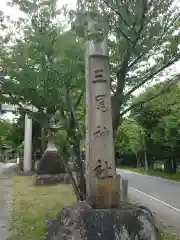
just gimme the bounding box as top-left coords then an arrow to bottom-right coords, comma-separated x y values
95,94 -> 108,112
93,126 -> 109,137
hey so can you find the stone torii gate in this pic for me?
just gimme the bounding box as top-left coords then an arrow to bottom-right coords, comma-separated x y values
0,103 -> 37,172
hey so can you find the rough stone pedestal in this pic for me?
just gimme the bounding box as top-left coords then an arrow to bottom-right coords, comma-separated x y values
33,173 -> 71,186
34,145 -> 70,186
45,202 -> 161,240
37,149 -> 65,175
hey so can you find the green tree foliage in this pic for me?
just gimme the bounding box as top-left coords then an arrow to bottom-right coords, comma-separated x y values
0,119 -> 13,147
0,0 -> 179,192
131,82 -> 180,171
131,82 -> 180,136
1,0 -> 84,118
73,0 -> 180,131
116,118 -> 145,166
0,0 -> 85,199
0,118 -> 20,161
1,0 -> 179,133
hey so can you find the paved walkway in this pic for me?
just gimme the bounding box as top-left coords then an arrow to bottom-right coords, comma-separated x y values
0,170 -> 13,240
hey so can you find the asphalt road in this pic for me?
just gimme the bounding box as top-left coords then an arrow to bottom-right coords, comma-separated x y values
117,169 -> 180,236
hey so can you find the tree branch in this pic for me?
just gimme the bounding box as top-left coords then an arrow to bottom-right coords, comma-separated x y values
125,56 -> 180,98
133,0 -> 148,44
58,149 -> 81,201
110,83 -> 116,94
99,0 -> 134,44
127,10 -> 180,71
128,52 -> 146,69
103,0 -> 137,36
115,0 -> 148,95
75,88 -> 84,110
116,26 -> 133,44
120,75 -> 180,117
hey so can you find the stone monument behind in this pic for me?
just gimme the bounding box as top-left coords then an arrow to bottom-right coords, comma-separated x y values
34,116 -> 70,185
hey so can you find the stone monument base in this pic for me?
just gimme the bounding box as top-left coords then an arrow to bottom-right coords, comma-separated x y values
33,173 -> 71,186
33,145 -> 69,186
45,201 -> 161,240
37,148 -> 66,175
17,171 -> 33,176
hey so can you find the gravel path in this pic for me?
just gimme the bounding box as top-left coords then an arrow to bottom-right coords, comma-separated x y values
0,169 -> 13,240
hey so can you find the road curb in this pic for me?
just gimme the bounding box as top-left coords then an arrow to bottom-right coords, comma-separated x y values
117,169 -> 180,185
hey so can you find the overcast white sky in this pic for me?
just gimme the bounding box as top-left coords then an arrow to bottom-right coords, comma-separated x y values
1,0 -> 77,15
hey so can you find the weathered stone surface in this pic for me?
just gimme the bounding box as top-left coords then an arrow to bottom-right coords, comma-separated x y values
37,149 -> 65,175
45,202 -> 162,240
33,173 -> 71,186
34,160 -> 40,172
17,171 -> 33,176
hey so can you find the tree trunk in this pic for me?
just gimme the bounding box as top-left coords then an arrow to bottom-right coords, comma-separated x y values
61,147 -> 81,201
111,54 -> 130,134
40,115 -> 50,156
112,95 -> 123,135
165,154 -> 176,174
144,137 -> 148,172
136,153 -> 140,168
74,138 -> 86,201
171,156 -> 176,174
40,127 -> 48,155
144,150 -> 148,172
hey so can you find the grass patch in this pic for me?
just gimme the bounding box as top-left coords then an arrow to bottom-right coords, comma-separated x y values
9,175 -> 76,240
119,166 -> 180,181
9,175 -> 180,240
163,232 -> 180,240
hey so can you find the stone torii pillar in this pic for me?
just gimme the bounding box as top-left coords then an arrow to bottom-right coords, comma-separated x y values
23,106 -> 37,172
23,113 -> 32,172
0,103 -> 36,172
85,19 -> 119,207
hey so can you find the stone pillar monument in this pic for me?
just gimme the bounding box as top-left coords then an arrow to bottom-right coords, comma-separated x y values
23,113 -> 32,172
85,19 -> 118,206
45,16 -> 162,240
